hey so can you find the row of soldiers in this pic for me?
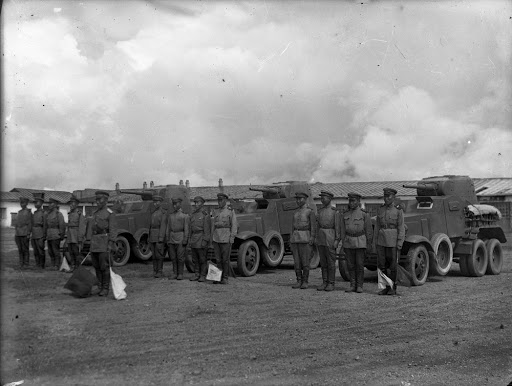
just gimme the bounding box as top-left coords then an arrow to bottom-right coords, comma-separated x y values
14,187 -> 404,296
290,188 -> 404,295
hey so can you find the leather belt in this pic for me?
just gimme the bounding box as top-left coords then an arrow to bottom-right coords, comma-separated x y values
346,231 -> 365,237
320,227 -> 334,230
381,225 -> 397,229
215,226 -> 230,229
192,230 -> 204,234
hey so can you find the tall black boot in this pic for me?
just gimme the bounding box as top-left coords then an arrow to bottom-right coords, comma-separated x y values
317,267 -> 327,291
198,261 -> 208,282
346,270 -> 356,292
300,268 -> 309,289
177,260 -> 184,280
356,268 -> 364,293
99,269 -> 110,297
152,258 -> 158,277
92,269 -> 102,295
171,260 -> 178,279
158,259 -> 164,277
292,270 -> 302,289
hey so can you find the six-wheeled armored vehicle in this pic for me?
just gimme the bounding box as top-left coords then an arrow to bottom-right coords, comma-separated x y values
339,175 -> 507,286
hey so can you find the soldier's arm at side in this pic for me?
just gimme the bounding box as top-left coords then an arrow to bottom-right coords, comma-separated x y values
309,210 -> 317,244
203,210 -> 211,244
58,212 -> 66,239
229,210 -> 237,244
364,212 -> 373,247
159,213 -> 167,243
28,211 -> 33,235
183,214 -> 190,245
397,208 -> 405,249
373,211 -> 380,248
108,212 -> 118,243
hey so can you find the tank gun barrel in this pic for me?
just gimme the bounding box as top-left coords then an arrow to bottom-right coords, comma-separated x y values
249,187 -> 280,194
118,189 -> 155,201
402,183 -> 438,189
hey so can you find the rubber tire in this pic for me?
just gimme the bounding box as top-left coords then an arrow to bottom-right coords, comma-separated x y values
111,236 -> 131,267
237,240 -> 260,277
485,239 -> 503,275
185,249 -> 195,273
132,233 -> 152,261
405,245 -> 430,286
428,233 -> 453,276
458,257 -> 469,276
466,239 -> 488,277
338,259 -> 350,281
261,232 -> 285,268
309,245 -> 320,269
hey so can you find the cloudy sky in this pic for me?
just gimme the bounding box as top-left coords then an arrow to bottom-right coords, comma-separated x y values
2,0 -> 512,192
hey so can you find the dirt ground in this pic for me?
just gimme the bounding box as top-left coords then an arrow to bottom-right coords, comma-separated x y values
1,232 -> 512,386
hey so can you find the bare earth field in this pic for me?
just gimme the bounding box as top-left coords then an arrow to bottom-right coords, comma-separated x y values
2,230 -> 512,386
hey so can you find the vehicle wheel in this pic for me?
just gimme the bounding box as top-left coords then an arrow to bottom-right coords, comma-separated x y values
338,258 -> 350,281
185,249 -> 195,273
261,231 -> 285,267
458,257 -> 470,276
485,239 -> 503,275
133,233 -> 152,261
428,233 -> 453,276
405,245 -> 429,286
111,236 -> 131,267
466,239 -> 488,277
237,240 -> 260,277
309,245 -> 320,269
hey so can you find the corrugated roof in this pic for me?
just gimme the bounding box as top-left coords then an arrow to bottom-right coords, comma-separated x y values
473,178 -> 512,196
10,188 -> 73,203
1,192 -> 22,202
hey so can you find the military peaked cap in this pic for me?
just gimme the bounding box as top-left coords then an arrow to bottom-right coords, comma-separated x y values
319,190 -> 334,198
383,188 -> 398,195
193,196 -> 205,203
49,198 -> 60,204
19,197 -> 29,204
172,197 -> 183,203
152,195 -> 163,201
33,192 -> 45,202
68,195 -> 79,204
95,190 -> 110,198
217,193 -> 229,199
295,191 -> 309,199
348,192 -> 362,199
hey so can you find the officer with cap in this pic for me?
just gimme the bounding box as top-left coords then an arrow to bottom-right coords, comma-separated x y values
373,188 -> 405,295
290,191 -> 317,289
189,196 -> 211,282
149,195 -> 167,278
167,197 -> 190,280
45,197 -> 65,270
211,192 -> 237,284
31,193 -> 47,269
316,190 -> 340,292
15,197 -> 32,269
86,190 -> 117,296
67,195 -> 86,271
340,192 -> 373,293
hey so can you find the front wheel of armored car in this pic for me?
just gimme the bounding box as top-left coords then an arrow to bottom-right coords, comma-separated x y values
466,239 -> 488,277
428,233 -> 453,276
309,245 -> 320,269
237,240 -> 260,277
261,231 -> 285,268
405,245 -> 430,286
133,233 -> 152,261
111,236 -> 131,267
485,238 -> 503,275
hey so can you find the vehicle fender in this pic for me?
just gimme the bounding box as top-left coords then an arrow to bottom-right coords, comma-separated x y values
133,228 -> 149,243
262,230 -> 283,248
404,235 -> 434,252
235,231 -> 262,242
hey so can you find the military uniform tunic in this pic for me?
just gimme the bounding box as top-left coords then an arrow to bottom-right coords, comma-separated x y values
316,206 -> 340,247
67,208 -> 86,244
31,208 -> 46,240
374,204 -> 405,248
340,207 -> 373,249
212,206 -> 237,243
167,209 -> 190,244
189,208 -> 211,248
290,206 -> 317,244
149,208 -> 167,243
88,207 -> 117,252
15,208 -> 32,237
46,209 -> 65,241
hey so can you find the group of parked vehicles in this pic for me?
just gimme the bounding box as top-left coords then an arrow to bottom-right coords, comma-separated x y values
79,175 -> 507,286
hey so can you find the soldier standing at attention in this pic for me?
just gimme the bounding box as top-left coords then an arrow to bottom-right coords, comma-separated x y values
15,197 -> 32,269
46,198 -> 65,270
67,195 -> 86,271
340,192 -> 373,293
211,193 -> 237,285
316,190 -> 340,292
87,191 -> 117,296
167,198 -> 189,280
374,188 -> 405,296
149,195 -> 167,278
290,192 -> 317,289
189,196 -> 211,282
31,193 -> 47,269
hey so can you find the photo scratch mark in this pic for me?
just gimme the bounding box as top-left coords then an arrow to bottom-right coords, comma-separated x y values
280,42 -> 292,56
394,44 -> 406,59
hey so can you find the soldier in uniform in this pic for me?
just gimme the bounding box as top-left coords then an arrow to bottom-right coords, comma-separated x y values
189,196 -> 211,282
46,198 -> 65,270
149,195 -> 167,278
373,188 -> 405,296
31,193 -> 47,269
340,192 -> 373,293
316,190 -> 340,292
290,192 -> 317,289
15,197 -> 32,269
86,190 -> 117,296
167,198 -> 189,280
211,193 -> 237,284
67,195 -> 86,271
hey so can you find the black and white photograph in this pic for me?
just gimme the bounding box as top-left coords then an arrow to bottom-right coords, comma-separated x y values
2,0 -> 512,385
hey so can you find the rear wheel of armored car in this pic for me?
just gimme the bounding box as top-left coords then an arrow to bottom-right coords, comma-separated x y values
338,258 -> 350,281
428,233 -> 453,276
466,239 -> 488,277
485,239 -> 503,275
237,240 -> 260,277
261,232 -> 285,267
405,245 -> 429,286
111,236 -> 131,267
133,233 -> 152,261
309,245 -> 320,269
